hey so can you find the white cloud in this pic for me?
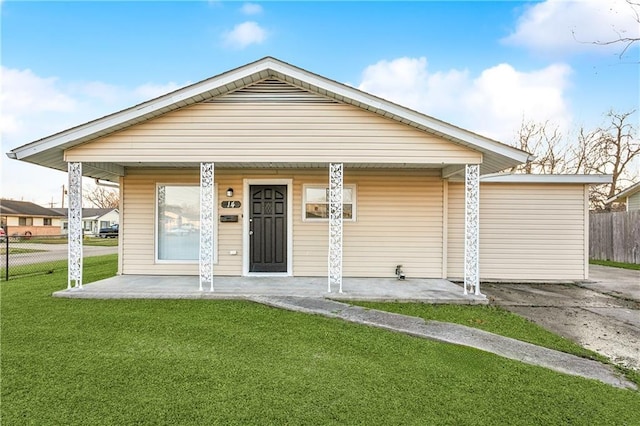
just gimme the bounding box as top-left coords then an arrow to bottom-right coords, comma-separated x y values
1,67 -> 188,205
503,0 -> 640,56
358,57 -> 572,143
241,3 -> 263,15
222,21 -> 267,49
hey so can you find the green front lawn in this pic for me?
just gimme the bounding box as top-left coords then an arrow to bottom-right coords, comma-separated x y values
350,302 -> 604,362
2,255 -> 638,424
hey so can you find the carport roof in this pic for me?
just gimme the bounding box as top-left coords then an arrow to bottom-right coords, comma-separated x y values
7,56 -> 533,182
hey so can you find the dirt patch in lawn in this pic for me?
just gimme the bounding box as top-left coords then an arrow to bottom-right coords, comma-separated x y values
482,283 -> 640,371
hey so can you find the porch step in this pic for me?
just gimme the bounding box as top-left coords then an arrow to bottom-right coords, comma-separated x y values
249,296 -> 636,390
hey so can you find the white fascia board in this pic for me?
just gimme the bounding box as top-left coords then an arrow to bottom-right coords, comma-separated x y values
480,174 -> 613,184
606,181 -> 640,203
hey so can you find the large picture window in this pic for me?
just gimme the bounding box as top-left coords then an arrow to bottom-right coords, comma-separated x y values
303,184 -> 356,221
157,185 -> 201,261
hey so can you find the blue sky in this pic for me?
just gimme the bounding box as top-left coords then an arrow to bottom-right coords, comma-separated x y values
2,0 -> 639,206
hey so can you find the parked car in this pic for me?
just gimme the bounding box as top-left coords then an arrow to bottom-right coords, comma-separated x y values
98,224 -> 119,238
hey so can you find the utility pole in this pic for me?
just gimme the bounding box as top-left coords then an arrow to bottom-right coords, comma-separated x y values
61,185 -> 67,208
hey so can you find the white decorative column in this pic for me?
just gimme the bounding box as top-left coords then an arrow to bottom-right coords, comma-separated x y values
328,163 -> 343,293
464,164 -> 480,295
199,162 -> 214,292
68,162 -> 83,289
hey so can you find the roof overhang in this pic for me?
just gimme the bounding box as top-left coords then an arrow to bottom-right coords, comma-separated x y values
606,181 -> 640,203
480,173 -> 613,184
7,57 -> 533,182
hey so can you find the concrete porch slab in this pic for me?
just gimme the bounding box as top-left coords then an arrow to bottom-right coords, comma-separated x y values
52,275 -> 487,304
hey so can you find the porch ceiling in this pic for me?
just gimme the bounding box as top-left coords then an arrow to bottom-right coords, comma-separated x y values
83,161 -> 463,182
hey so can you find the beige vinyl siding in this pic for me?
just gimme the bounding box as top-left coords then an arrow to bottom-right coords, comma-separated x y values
121,168 -> 444,277
447,182 -> 587,280
627,192 -> 640,211
293,170 -> 443,278
65,102 -> 481,165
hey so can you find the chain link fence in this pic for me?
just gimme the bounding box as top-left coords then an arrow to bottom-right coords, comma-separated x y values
0,233 -> 118,281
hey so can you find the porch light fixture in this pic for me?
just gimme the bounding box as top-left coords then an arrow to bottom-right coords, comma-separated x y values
226,188 -> 234,197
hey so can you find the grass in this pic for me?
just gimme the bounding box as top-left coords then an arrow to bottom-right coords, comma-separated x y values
0,248 -> 46,255
1,256 -> 110,281
350,302 -> 604,362
590,259 -> 640,270
22,236 -> 119,247
2,256 -> 639,425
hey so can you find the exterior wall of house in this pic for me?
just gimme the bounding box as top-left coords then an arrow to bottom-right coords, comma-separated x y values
121,168 -> 445,278
65,101 -> 482,166
3,216 -> 63,236
627,192 -> 640,211
447,182 -> 587,280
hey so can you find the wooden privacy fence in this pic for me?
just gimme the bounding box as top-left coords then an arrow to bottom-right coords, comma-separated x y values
589,210 -> 640,264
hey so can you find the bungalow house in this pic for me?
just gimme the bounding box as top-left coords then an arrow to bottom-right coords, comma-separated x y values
6,57 -> 609,292
0,199 -> 65,236
52,208 -> 119,236
606,182 -> 640,211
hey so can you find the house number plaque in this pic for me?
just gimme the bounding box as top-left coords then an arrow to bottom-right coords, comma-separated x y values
221,201 -> 241,208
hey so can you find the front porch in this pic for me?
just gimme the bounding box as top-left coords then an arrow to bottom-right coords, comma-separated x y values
52,275 -> 487,304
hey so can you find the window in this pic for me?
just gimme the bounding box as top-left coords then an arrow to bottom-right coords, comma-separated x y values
63,222 -> 68,230
43,218 -> 52,226
100,221 -> 110,229
19,217 -> 33,226
157,184 -> 204,262
303,185 -> 356,221
83,221 -> 92,231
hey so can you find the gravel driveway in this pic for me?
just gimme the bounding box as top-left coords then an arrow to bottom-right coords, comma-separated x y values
482,266 -> 640,371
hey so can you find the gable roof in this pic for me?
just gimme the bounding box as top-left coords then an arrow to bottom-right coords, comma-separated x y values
7,57 -> 533,181
50,208 -> 118,219
606,181 -> 640,204
0,199 -> 66,217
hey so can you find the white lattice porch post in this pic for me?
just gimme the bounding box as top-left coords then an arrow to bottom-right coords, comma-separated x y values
68,162 -> 83,289
328,163 -> 343,293
464,164 -> 480,295
199,162 -> 214,292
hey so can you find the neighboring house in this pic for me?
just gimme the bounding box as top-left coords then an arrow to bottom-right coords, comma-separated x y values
606,182 -> 640,211
6,57 -> 610,289
0,199 -> 65,236
52,208 -> 119,236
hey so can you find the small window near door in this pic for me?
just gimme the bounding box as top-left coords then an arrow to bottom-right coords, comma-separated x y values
303,185 -> 356,221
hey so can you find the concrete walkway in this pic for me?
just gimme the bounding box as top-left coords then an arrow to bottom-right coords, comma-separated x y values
250,296 -> 637,390
581,265 -> 640,302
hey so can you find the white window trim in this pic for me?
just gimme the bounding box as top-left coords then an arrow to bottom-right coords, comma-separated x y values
155,183 -> 218,264
302,184 -> 357,222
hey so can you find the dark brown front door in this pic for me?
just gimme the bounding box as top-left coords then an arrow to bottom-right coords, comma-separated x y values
249,185 -> 287,273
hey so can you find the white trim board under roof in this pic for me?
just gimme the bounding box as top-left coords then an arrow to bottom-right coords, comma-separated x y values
7,56 -> 533,181
606,181 -> 640,204
480,174 -> 612,184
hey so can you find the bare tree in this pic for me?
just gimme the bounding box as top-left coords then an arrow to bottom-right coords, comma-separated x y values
511,110 -> 639,210
590,110 -> 640,209
511,120 -> 569,174
83,184 -> 119,209
577,0 -> 640,60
